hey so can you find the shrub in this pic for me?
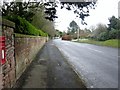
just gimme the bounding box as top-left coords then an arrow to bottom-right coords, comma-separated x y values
5,16 -> 47,36
117,30 -> 120,39
109,29 -> 118,39
97,31 -> 109,41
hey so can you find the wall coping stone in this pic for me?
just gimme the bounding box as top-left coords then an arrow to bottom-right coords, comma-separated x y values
0,18 -> 15,28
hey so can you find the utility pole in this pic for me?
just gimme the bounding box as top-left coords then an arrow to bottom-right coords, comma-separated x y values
77,27 -> 80,41
118,1 -> 120,19
75,17 -> 80,41
77,18 -> 80,41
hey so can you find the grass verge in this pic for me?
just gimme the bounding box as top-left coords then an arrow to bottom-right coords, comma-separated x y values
78,39 -> 120,48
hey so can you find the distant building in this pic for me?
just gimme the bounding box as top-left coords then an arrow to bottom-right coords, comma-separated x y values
118,1 -> 120,18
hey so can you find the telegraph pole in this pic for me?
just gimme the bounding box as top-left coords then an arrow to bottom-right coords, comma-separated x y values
118,1 -> 120,19
77,18 -> 80,41
77,27 -> 80,41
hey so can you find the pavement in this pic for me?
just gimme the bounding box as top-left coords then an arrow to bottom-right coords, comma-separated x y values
53,39 -> 118,88
14,40 -> 86,88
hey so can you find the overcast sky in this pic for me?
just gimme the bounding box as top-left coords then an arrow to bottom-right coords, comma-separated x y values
1,0 -> 119,31
55,0 -> 120,31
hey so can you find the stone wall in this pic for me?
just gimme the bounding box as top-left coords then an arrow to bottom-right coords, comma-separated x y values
0,19 -> 15,88
15,36 -> 46,80
0,19 -> 47,89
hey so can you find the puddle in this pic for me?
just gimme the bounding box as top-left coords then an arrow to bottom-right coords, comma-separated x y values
38,59 -> 47,65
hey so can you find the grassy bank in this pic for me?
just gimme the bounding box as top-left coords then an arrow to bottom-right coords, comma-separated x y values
78,39 -> 120,48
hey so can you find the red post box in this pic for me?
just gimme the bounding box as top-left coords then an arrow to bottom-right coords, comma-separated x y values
0,36 -> 6,65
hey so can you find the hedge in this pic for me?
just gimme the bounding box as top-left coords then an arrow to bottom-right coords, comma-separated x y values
5,16 -> 48,36
17,16 -> 47,36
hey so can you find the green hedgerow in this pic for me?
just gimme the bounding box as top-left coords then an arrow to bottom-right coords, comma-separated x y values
5,15 -> 47,36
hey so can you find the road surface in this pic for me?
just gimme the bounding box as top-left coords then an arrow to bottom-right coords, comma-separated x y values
53,39 -> 118,88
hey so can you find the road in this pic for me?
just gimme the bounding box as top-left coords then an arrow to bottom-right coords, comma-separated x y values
53,39 -> 118,88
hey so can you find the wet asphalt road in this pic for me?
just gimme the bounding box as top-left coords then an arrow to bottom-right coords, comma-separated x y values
53,39 -> 118,88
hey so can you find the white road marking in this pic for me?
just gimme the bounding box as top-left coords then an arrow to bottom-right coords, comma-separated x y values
87,48 -> 103,53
